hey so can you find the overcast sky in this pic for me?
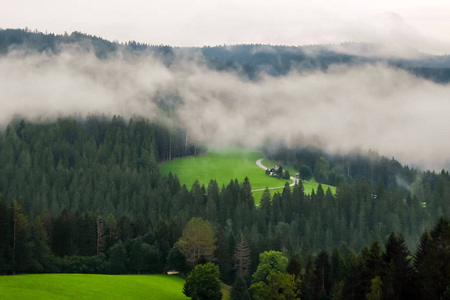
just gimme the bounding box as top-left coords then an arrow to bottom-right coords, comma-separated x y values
2,0 -> 450,53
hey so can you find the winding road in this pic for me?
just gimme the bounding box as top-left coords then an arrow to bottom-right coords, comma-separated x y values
252,158 -> 299,192
256,158 -> 267,170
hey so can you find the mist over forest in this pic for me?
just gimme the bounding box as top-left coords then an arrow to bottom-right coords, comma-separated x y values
2,28 -> 450,300
1,28 -> 450,170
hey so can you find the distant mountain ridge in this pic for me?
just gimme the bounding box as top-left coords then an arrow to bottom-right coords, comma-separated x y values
1,28 -> 450,82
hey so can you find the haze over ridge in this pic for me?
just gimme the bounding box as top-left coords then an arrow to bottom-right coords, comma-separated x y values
3,0 -> 450,55
1,42 -> 449,170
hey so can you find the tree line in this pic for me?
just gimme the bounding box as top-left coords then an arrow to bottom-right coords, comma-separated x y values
0,117 -> 450,299
2,29 -> 450,83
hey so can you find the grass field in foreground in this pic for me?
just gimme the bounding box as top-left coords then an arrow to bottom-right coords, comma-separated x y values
0,274 -> 186,300
161,149 -> 336,203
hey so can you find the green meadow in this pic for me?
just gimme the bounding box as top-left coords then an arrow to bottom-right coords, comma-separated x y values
161,149 -> 293,191
0,274 -> 186,300
161,148 -> 336,203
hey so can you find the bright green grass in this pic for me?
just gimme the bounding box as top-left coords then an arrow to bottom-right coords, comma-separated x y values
161,148 -> 293,191
161,149 -> 336,204
0,274 -> 186,300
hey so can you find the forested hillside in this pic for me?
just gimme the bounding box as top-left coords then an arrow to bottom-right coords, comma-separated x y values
2,29 -> 450,299
0,117 -> 450,299
2,28 -> 450,83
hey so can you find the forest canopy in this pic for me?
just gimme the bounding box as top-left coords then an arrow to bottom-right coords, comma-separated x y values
1,29 -> 450,299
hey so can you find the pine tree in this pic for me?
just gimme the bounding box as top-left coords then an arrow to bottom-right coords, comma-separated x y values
314,250 -> 331,297
382,233 -> 418,300
259,188 -> 271,231
216,229 -> 233,284
0,198 -> 12,274
12,201 -> 30,274
241,177 -> 255,210
106,213 -> 119,246
330,248 -> 346,284
29,216 -> 52,272
366,276 -> 383,300
362,240 -> 383,294
128,239 -> 150,274
415,218 -> 450,300
96,216 -> 106,255
107,241 -> 127,274
231,275 -> 251,300
234,234 -> 251,278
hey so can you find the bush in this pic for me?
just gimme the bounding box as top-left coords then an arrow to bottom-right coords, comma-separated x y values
299,165 -> 313,180
183,263 -> 223,300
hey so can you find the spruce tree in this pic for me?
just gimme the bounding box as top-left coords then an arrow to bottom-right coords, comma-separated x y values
382,233 -> 418,300
231,275 -> 251,300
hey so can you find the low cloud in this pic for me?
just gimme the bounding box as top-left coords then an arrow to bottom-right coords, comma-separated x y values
1,48 -> 449,170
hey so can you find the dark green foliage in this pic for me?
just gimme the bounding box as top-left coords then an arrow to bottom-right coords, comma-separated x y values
299,165 -> 313,180
313,251 -> 331,298
250,271 -> 300,300
128,239 -> 151,274
52,209 -> 75,257
366,276 -> 383,300
54,254 -> 107,273
216,229 -> 234,285
415,217 -> 450,300
11,201 -> 32,274
167,244 -> 188,274
0,198 -> 12,274
231,275 -> 251,300
0,112 -> 437,271
252,250 -> 288,283
341,254 -> 366,300
183,263 -> 223,300
314,156 -> 330,183
287,254 -> 302,278
329,248 -> 346,284
28,216 -> 53,272
76,212 -> 96,256
363,241 -> 383,288
0,115 -> 450,300
381,233 -> 418,300
107,241 -> 127,274
258,189 -> 271,232
0,117 -> 194,220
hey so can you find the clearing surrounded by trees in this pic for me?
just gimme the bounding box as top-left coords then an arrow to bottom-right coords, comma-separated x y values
161,148 -> 335,203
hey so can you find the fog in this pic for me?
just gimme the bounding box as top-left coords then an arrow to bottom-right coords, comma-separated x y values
4,0 -> 450,54
1,48 -> 449,170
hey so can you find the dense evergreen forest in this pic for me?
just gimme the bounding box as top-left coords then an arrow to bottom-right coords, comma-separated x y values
0,117 -> 450,299
2,28 -> 450,299
2,28 -> 450,83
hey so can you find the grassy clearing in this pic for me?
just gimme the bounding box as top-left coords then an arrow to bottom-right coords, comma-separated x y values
0,274 -> 186,300
161,148 -> 292,191
161,148 -> 336,204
